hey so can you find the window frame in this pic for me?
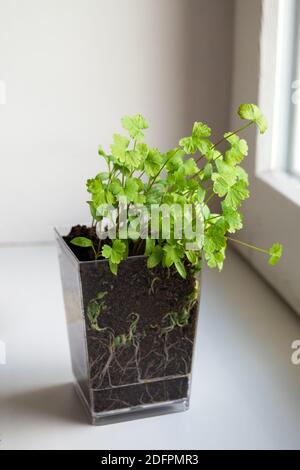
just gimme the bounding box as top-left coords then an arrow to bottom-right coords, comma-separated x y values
230,0 -> 300,314
256,0 -> 300,204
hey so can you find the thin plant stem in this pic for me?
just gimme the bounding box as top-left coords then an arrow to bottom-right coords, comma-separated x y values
195,121 -> 253,164
205,191 -> 215,205
227,237 -> 269,254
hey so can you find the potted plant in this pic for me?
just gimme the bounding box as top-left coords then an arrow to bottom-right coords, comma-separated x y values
56,105 -> 282,425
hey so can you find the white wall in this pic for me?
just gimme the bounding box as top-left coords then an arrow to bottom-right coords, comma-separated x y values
0,0 -> 234,243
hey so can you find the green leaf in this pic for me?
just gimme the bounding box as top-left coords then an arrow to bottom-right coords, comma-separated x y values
147,245 -> 163,268
108,179 -> 122,195
71,237 -> 94,248
179,122 -> 212,155
87,300 -> 103,331
204,223 -> 227,252
192,121 -> 211,138
268,243 -> 283,265
221,202 -> 243,233
179,136 -> 196,154
202,204 -> 211,220
165,148 -> 185,171
102,244 -> 112,259
110,134 -> 130,164
200,162 -> 212,181
163,243 -> 183,268
110,240 -> 126,264
96,172 -> 109,181
146,185 -> 165,204
238,103 -> 268,134
102,240 -> 126,274
97,146 -> 110,163
96,291 -> 108,300
175,260 -> 187,279
123,177 -> 140,202
212,175 -> 229,197
98,145 -> 107,157
211,161 -> 238,197
197,139 -> 213,155
145,238 -> 155,256
215,160 -> 237,186
109,260 -> 118,275
121,114 -> 148,140
125,149 -> 144,169
87,201 -> 97,220
195,186 -> 206,202
145,148 -> 163,177
86,177 -> 102,194
224,133 -> 248,166
205,249 -> 225,271
87,300 -> 100,322
114,336 -> 122,348
236,166 -> 249,184
205,148 -> 222,161
183,158 -> 199,176
224,180 -> 249,209
186,250 -> 198,264
86,178 -> 107,207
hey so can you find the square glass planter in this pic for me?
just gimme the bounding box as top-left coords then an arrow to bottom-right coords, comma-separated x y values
55,228 -> 201,425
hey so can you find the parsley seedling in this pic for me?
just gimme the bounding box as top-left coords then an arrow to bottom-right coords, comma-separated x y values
71,106 -> 283,276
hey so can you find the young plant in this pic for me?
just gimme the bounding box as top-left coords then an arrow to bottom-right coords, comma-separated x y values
71,105 -> 283,277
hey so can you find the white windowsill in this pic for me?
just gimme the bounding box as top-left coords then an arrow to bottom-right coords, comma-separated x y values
257,169 -> 300,207
0,244 -> 300,450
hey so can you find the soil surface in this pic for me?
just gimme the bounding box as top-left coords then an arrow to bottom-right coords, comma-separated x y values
64,225 -> 200,414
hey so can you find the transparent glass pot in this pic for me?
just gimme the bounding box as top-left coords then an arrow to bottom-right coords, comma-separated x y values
55,228 -> 201,425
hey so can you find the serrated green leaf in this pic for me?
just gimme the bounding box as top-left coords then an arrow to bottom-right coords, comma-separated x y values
110,240 -> 126,264
102,244 -> 112,259
236,166 -> 249,184
206,149 -> 222,161
110,134 -> 129,164
121,114 -> 148,140
145,148 -> 163,177
183,158 -> 199,176
102,240 -> 126,274
123,177 -> 139,202
205,249 -> 225,271
179,136 -> 196,154
221,202 -> 243,233
179,122 -> 212,156
165,148 -> 185,171
212,175 -> 229,197
224,180 -> 249,209
238,103 -> 268,134
192,121 -> 211,138
200,162 -> 212,181
215,160 -> 237,186
224,133 -> 248,165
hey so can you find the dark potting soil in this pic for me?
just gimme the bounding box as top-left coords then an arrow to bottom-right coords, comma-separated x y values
64,225 -> 200,414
